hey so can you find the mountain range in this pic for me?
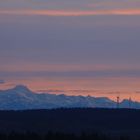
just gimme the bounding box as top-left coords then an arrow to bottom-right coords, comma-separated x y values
0,85 -> 140,110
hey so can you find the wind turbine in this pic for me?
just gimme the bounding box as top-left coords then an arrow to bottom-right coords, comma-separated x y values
129,97 -> 132,109
117,96 -> 120,109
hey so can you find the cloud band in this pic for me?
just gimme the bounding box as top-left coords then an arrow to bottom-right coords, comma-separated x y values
1,9 -> 140,16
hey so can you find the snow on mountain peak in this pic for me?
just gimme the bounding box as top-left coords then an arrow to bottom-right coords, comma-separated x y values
13,85 -> 31,92
0,85 -> 139,110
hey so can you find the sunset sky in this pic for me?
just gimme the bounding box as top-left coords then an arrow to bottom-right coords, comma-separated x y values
1,0 -> 140,101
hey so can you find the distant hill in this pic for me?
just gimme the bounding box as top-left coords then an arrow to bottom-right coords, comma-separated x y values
0,85 -> 140,110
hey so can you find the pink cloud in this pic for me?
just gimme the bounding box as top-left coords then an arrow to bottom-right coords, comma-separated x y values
1,9 -> 140,16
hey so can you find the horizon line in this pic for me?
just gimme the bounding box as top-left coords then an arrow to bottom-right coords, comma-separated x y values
0,85 -> 136,103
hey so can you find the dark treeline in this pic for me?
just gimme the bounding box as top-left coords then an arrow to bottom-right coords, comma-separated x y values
0,108 -> 140,134
0,132 -> 130,140
0,108 -> 140,139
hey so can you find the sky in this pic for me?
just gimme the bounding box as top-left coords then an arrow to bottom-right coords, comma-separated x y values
1,0 -> 140,101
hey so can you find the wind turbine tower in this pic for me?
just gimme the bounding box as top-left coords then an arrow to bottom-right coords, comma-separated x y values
117,96 -> 120,109
129,97 -> 132,109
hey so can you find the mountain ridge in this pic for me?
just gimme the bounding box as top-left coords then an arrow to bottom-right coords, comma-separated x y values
0,85 -> 139,110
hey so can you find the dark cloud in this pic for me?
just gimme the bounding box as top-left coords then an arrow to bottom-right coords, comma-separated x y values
0,80 -> 5,84
1,0 -> 140,10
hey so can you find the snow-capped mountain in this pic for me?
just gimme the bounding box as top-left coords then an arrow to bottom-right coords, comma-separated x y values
0,85 -> 139,110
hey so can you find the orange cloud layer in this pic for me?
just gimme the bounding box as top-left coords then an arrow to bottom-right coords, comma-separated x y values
1,9 -> 140,16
